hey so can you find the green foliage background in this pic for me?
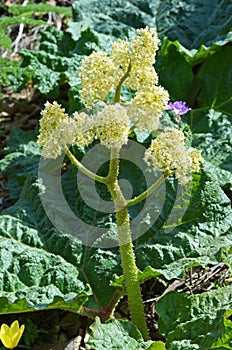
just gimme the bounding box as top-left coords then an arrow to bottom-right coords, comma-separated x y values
0,0 -> 232,348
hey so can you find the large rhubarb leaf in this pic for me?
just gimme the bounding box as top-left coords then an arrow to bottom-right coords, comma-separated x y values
134,171 -> 232,281
156,287 -> 232,349
195,46 -> 232,117
156,0 -> 232,50
2,175 -> 122,310
0,128 -> 40,199
189,110 -> 232,189
0,213 -> 90,313
88,317 -> 165,350
156,43 -> 232,113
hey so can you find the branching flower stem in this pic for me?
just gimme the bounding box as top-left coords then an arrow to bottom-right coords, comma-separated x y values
65,146 -> 107,184
114,64 -> 132,103
65,144 -> 170,340
127,171 -> 173,207
66,145 -> 150,338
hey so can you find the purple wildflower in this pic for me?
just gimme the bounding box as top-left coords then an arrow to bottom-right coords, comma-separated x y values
168,101 -> 192,115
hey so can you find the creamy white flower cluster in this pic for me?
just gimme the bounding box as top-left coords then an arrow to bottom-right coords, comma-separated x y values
38,103 -> 203,184
79,27 -> 169,132
38,28 -> 203,185
144,127 -> 204,185
111,27 -> 159,90
79,52 -> 121,108
38,102 -> 130,158
37,101 -> 75,159
94,104 -> 130,149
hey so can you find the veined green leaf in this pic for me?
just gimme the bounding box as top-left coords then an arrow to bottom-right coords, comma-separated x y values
0,128 -> 40,200
156,287 -> 232,349
88,317 -> 162,349
156,0 -> 232,50
0,215 -> 90,313
196,46 -> 232,117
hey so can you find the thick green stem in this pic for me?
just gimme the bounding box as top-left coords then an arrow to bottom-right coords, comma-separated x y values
106,147 -> 120,184
106,148 -> 150,340
114,64 -> 132,103
65,146 -> 107,184
118,209 -> 150,340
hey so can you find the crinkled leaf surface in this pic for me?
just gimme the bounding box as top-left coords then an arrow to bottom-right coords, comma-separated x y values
20,29 -> 82,96
156,287 -> 232,349
88,317 -> 164,349
134,171 -> 232,282
2,175 -> 122,310
69,0 -> 157,41
0,213 -> 90,313
188,110 -> 232,187
196,46 -> 232,117
0,128 -> 40,199
156,0 -> 232,49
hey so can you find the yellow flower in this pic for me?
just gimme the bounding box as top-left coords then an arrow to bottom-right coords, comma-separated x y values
0,320 -> 25,349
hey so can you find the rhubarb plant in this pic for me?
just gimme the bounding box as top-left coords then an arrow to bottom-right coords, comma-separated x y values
36,28 -> 203,340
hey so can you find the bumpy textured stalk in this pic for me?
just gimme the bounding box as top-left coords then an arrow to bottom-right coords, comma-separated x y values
106,148 -> 150,340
